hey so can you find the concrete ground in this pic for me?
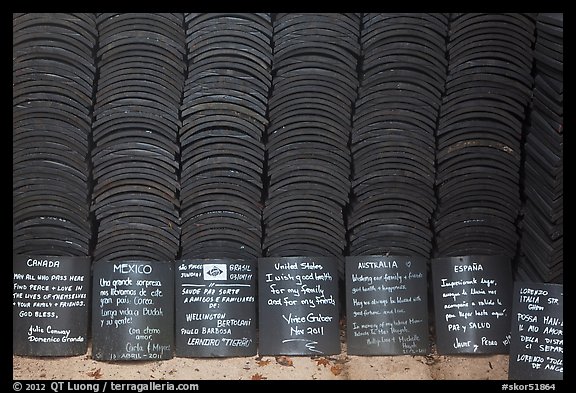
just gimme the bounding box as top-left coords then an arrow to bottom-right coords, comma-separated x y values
13,341 -> 509,381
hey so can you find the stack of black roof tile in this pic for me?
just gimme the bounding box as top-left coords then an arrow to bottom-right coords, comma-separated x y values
433,13 -> 536,258
517,13 -> 563,283
179,13 -> 273,260
348,13 -> 449,258
13,13 -> 97,256
90,13 -> 185,262
263,13 -> 360,274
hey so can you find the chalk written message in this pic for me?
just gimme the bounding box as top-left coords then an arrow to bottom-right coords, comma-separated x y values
258,257 -> 340,355
509,282 -> 563,380
175,259 -> 256,357
346,256 -> 429,355
431,256 -> 512,354
92,260 -> 174,361
13,255 -> 90,356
